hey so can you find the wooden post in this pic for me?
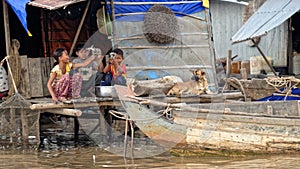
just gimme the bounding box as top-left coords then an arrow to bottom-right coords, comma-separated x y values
240,68 -> 247,79
226,50 -> 232,78
74,117 -> 79,142
10,108 -> 17,146
3,0 -> 10,55
36,111 -> 41,147
20,109 -> 29,148
99,106 -> 108,137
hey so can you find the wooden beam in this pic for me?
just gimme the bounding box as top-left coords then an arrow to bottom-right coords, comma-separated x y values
69,0 -> 91,56
43,109 -> 82,117
3,0 -> 10,55
30,101 -> 121,110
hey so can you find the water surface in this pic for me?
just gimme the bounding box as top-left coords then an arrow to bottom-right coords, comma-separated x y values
1,147 -> 300,169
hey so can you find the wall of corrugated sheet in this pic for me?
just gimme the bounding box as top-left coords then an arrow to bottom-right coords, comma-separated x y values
210,1 -> 288,67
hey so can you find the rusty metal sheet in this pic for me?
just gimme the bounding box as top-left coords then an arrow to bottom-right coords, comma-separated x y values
28,0 -> 86,10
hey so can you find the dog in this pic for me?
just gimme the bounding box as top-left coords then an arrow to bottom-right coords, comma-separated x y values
166,69 -> 210,96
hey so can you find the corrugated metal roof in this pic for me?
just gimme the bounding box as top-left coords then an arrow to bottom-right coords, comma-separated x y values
28,0 -> 86,10
231,0 -> 300,43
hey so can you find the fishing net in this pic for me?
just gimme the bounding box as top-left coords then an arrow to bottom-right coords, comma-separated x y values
143,4 -> 178,44
0,55 -> 39,149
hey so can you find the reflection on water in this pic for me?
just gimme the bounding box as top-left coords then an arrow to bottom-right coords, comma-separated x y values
1,147 -> 300,169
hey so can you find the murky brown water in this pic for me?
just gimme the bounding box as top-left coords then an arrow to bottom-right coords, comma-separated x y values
1,113 -> 300,169
1,147 -> 300,169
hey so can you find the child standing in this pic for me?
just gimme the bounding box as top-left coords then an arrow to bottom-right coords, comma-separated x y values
47,48 -> 96,103
103,48 -> 127,86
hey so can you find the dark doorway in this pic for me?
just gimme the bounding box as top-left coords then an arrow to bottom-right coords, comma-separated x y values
292,11 -> 300,53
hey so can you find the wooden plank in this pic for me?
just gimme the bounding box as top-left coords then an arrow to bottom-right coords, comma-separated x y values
30,101 -> 120,110
174,110 -> 300,126
28,58 -> 44,97
184,100 -> 299,116
40,57 -> 52,96
3,0 -> 10,55
43,109 -> 82,117
19,55 -> 31,98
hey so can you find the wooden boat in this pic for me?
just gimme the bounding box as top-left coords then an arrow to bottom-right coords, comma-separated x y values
114,85 -> 300,154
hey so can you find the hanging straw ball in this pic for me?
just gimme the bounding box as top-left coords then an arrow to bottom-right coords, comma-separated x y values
143,4 -> 178,44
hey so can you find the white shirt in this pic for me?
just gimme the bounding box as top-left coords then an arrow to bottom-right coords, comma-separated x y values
0,66 -> 9,92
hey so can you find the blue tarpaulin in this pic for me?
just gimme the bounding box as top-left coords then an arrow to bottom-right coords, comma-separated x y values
5,0 -> 31,36
258,88 -> 300,101
106,0 -> 205,21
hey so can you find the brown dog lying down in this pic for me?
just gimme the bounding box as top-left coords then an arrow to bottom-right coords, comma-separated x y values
166,69 -> 211,96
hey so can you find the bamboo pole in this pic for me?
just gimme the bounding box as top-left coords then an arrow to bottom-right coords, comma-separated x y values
5,57 -> 18,93
69,0 -> 91,56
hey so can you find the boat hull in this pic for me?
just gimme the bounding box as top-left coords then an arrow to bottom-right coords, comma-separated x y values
115,85 -> 300,153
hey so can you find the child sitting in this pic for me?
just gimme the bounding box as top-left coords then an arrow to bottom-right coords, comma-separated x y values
47,47 -> 97,103
72,44 -> 104,97
103,48 -> 127,86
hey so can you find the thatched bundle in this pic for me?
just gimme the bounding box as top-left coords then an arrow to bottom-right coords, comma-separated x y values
143,4 -> 178,44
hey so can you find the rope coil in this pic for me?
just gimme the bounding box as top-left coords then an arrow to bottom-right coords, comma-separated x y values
266,76 -> 300,93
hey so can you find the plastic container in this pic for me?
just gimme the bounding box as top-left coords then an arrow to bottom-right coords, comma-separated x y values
250,56 -> 272,74
95,86 -> 117,97
231,61 -> 241,74
250,56 -> 261,74
241,60 -> 250,75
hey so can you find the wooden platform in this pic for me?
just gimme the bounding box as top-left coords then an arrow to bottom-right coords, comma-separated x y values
0,90 -> 244,149
28,91 -> 244,112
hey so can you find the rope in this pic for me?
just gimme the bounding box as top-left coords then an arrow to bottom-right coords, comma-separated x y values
109,103 -> 172,158
265,76 -> 300,101
223,77 -> 247,101
109,104 -> 172,122
266,76 -> 300,93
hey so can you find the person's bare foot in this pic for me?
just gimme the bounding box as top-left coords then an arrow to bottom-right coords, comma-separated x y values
58,97 -> 67,102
